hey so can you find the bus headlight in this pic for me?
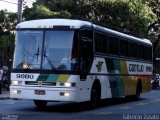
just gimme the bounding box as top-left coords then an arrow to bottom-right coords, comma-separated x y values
11,81 -> 22,85
60,83 -> 76,87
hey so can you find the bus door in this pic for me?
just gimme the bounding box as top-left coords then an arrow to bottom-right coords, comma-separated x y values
80,28 -> 93,79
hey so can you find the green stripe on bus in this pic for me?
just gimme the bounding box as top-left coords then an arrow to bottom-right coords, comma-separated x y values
46,74 -> 59,82
105,59 -> 125,97
57,75 -> 70,82
37,74 -> 49,81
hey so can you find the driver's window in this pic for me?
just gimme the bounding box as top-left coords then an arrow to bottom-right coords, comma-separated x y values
81,28 -> 93,72
71,32 -> 79,70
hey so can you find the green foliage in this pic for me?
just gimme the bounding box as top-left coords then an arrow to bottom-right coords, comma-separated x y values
144,0 -> 160,40
0,10 -> 16,66
0,10 -> 16,34
0,34 -> 14,66
23,0 -> 157,38
128,0 -> 157,37
23,5 -> 71,20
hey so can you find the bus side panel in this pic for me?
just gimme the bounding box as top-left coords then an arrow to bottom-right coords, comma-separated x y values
126,61 -> 152,95
80,56 -> 152,101
141,76 -> 152,93
78,76 -> 93,102
120,60 -> 137,96
106,59 -> 125,97
90,57 -> 112,99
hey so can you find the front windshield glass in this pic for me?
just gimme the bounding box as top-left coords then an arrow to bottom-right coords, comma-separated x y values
13,30 -> 78,71
13,30 -> 43,69
43,31 -> 77,70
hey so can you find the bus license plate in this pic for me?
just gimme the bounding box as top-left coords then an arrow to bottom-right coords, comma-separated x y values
34,90 -> 45,95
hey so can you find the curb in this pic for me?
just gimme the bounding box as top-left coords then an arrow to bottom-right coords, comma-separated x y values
0,91 -> 10,100
0,97 -> 10,100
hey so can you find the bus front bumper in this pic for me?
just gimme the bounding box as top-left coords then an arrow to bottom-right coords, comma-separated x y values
10,86 -> 79,102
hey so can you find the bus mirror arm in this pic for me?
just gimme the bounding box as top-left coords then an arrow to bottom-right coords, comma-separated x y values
80,71 -> 87,79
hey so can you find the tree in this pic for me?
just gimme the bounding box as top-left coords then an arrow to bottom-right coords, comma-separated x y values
23,4 -> 71,20
23,0 -> 156,38
0,10 -> 16,34
128,0 -> 157,37
0,10 -> 16,66
142,0 -> 160,73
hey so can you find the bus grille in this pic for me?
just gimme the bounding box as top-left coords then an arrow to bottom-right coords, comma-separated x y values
25,81 -> 56,86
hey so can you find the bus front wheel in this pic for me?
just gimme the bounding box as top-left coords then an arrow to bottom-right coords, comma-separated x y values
34,100 -> 47,109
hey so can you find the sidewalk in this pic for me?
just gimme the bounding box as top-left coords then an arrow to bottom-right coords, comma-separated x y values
0,90 -> 10,99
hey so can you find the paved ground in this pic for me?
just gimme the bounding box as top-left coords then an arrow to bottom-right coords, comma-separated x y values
0,90 -> 10,99
0,88 -> 159,100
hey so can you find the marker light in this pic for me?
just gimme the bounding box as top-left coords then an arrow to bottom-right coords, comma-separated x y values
65,83 -> 71,87
64,92 -> 70,97
12,90 -> 21,94
60,92 -> 70,97
60,83 -> 76,87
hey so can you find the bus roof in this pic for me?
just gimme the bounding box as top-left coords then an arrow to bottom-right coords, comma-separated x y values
17,19 -> 151,45
94,25 -> 152,45
17,19 -> 92,29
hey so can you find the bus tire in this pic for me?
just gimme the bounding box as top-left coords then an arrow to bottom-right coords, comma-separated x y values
133,81 -> 142,100
34,100 -> 47,109
90,81 -> 101,109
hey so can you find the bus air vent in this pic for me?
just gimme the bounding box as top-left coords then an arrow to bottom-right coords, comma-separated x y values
25,81 -> 56,86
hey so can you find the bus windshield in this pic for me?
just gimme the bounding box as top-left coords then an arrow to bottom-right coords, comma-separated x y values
13,30 -> 78,71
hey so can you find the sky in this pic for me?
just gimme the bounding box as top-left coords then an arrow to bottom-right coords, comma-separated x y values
0,0 -> 35,13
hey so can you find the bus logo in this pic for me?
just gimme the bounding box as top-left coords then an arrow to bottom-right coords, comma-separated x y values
96,61 -> 104,72
38,81 -> 43,86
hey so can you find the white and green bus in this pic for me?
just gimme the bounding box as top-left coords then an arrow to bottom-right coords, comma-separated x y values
10,19 -> 152,108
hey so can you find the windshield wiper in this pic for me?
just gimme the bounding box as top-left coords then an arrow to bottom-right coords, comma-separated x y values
26,45 -> 39,69
43,47 -> 56,70
36,46 -> 39,62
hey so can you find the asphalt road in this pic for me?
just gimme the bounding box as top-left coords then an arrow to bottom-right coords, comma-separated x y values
0,89 -> 160,120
